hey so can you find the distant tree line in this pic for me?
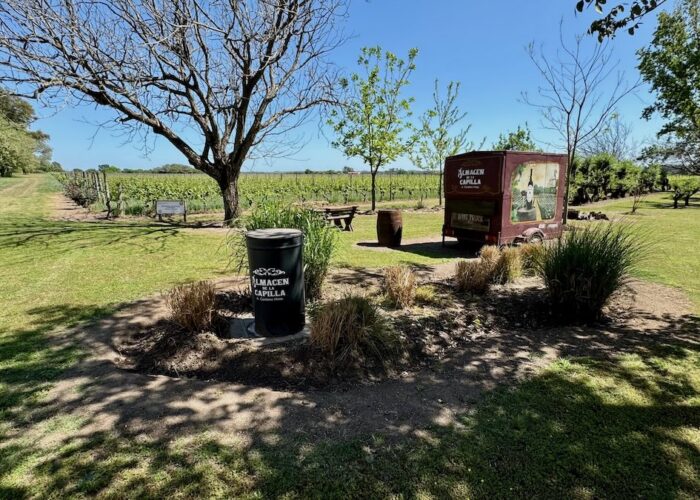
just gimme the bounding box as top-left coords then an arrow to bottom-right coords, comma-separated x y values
90,163 -> 199,174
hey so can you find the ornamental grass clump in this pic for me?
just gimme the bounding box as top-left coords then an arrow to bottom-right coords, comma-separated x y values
309,295 -> 399,369
519,243 -> 545,275
454,259 -> 493,295
479,245 -> 501,272
383,265 -> 416,309
165,280 -> 216,332
415,285 -> 445,307
493,246 -> 523,284
534,223 -> 646,322
232,200 -> 338,301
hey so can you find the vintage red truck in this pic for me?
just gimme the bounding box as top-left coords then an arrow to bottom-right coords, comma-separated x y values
442,151 -> 568,246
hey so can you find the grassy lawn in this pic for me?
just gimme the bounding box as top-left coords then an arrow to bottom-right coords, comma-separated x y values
0,175 -> 698,498
0,176 -> 22,190
333,210 -> 449,268
584,193 -> 700,309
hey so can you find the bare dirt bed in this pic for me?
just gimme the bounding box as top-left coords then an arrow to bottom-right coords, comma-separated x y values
113,269 -> 698,395
44,267 -> 698,444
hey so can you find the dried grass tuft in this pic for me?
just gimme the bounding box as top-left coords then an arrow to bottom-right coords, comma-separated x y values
309,295 -> 399,369
493,246 -> 523,284
165,280 -> 216,332
519,243 -> 545,275
383,265 -> 416,309
454,259 -> 493,294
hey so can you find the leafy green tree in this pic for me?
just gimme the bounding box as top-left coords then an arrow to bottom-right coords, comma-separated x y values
410,80 -> 475,206
153,163 -> 197,174
570,153 -> 643,204
492,124 -> 538,151
0,115 -> 38,176
44,161 -> 63,173
0,90 -> 52,177
639,163 -> 663,191
328,46 -> 417,211
669,175 -> 700,208
638,0 -> 700,175
576,0 -> 669,40
0,89 -> 35,126
98,164 -> 121,173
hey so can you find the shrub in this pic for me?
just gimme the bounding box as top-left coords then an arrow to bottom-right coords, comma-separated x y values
233,200 -> 338,301
479,245 -> 501,271
63,178 -> 98,207
534,223 -> 646,322
383,265 -> 416,309
309,295 -> 399,368
165,280 -> 216,332
415,285 -> 446,307
493,246 -> 523,284
519,243 -> 544,275
454,259 -> 493,294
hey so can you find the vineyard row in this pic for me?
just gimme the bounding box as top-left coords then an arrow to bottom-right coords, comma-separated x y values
55,172 -> 442,215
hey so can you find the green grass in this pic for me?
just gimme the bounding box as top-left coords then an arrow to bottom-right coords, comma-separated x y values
3,348 -> 698,498
0,176 -> 22,191
584,193 -> 700,309
333,211 -> 449,268
0,176 -> 698,498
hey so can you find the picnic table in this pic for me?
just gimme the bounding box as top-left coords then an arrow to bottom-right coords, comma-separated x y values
315,205 -> 358,231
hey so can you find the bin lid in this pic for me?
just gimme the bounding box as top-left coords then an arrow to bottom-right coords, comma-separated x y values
245,228 -> 303,249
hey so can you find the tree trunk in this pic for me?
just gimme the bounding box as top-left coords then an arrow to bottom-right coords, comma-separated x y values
370,170 -> 377,212
438,169 -> 443,206
563,163 -> 573,224
219,175 -> 241,225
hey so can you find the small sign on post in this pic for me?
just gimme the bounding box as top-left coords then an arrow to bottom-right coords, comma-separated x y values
155,200 -> 187,222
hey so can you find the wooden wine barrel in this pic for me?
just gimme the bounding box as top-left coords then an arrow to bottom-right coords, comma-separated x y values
377,209 -> 403,247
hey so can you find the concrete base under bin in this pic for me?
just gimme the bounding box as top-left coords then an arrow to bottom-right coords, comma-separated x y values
227,315 -> 309,345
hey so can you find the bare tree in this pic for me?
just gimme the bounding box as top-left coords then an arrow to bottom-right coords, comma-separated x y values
410,80 -> 478,206
522,28 -> 639,222
0,0 -> 346,223
640,136 -> 700,175
579,113 -> 637,159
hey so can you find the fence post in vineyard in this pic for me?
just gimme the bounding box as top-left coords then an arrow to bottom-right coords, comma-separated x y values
389,171 -> 394,201
103,171 -> 113,218
90,171 -> 99,203
96,171 -> 106,204
116,185 -> 124,217
92,171 -> 100,201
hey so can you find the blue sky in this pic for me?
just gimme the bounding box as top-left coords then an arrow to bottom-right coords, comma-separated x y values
31,0 -> 669,171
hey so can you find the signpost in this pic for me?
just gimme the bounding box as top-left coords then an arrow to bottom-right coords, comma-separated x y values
155,200 -> 187,222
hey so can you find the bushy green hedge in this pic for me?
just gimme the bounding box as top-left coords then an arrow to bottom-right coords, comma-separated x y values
570,154 -> 666,205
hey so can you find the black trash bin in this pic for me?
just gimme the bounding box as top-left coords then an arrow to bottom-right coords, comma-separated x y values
245,228 -> 305,336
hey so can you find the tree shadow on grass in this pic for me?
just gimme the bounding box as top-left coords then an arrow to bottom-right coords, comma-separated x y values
0,290 -> 698,497
3,338 -> 698,498
355,239 -> 478,260
0,218 -> 188,265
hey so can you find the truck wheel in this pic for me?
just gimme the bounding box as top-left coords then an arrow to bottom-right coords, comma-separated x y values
527,233 -> 543,244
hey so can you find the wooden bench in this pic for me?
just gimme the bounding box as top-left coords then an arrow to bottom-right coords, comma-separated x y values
315,205 -> 358,231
